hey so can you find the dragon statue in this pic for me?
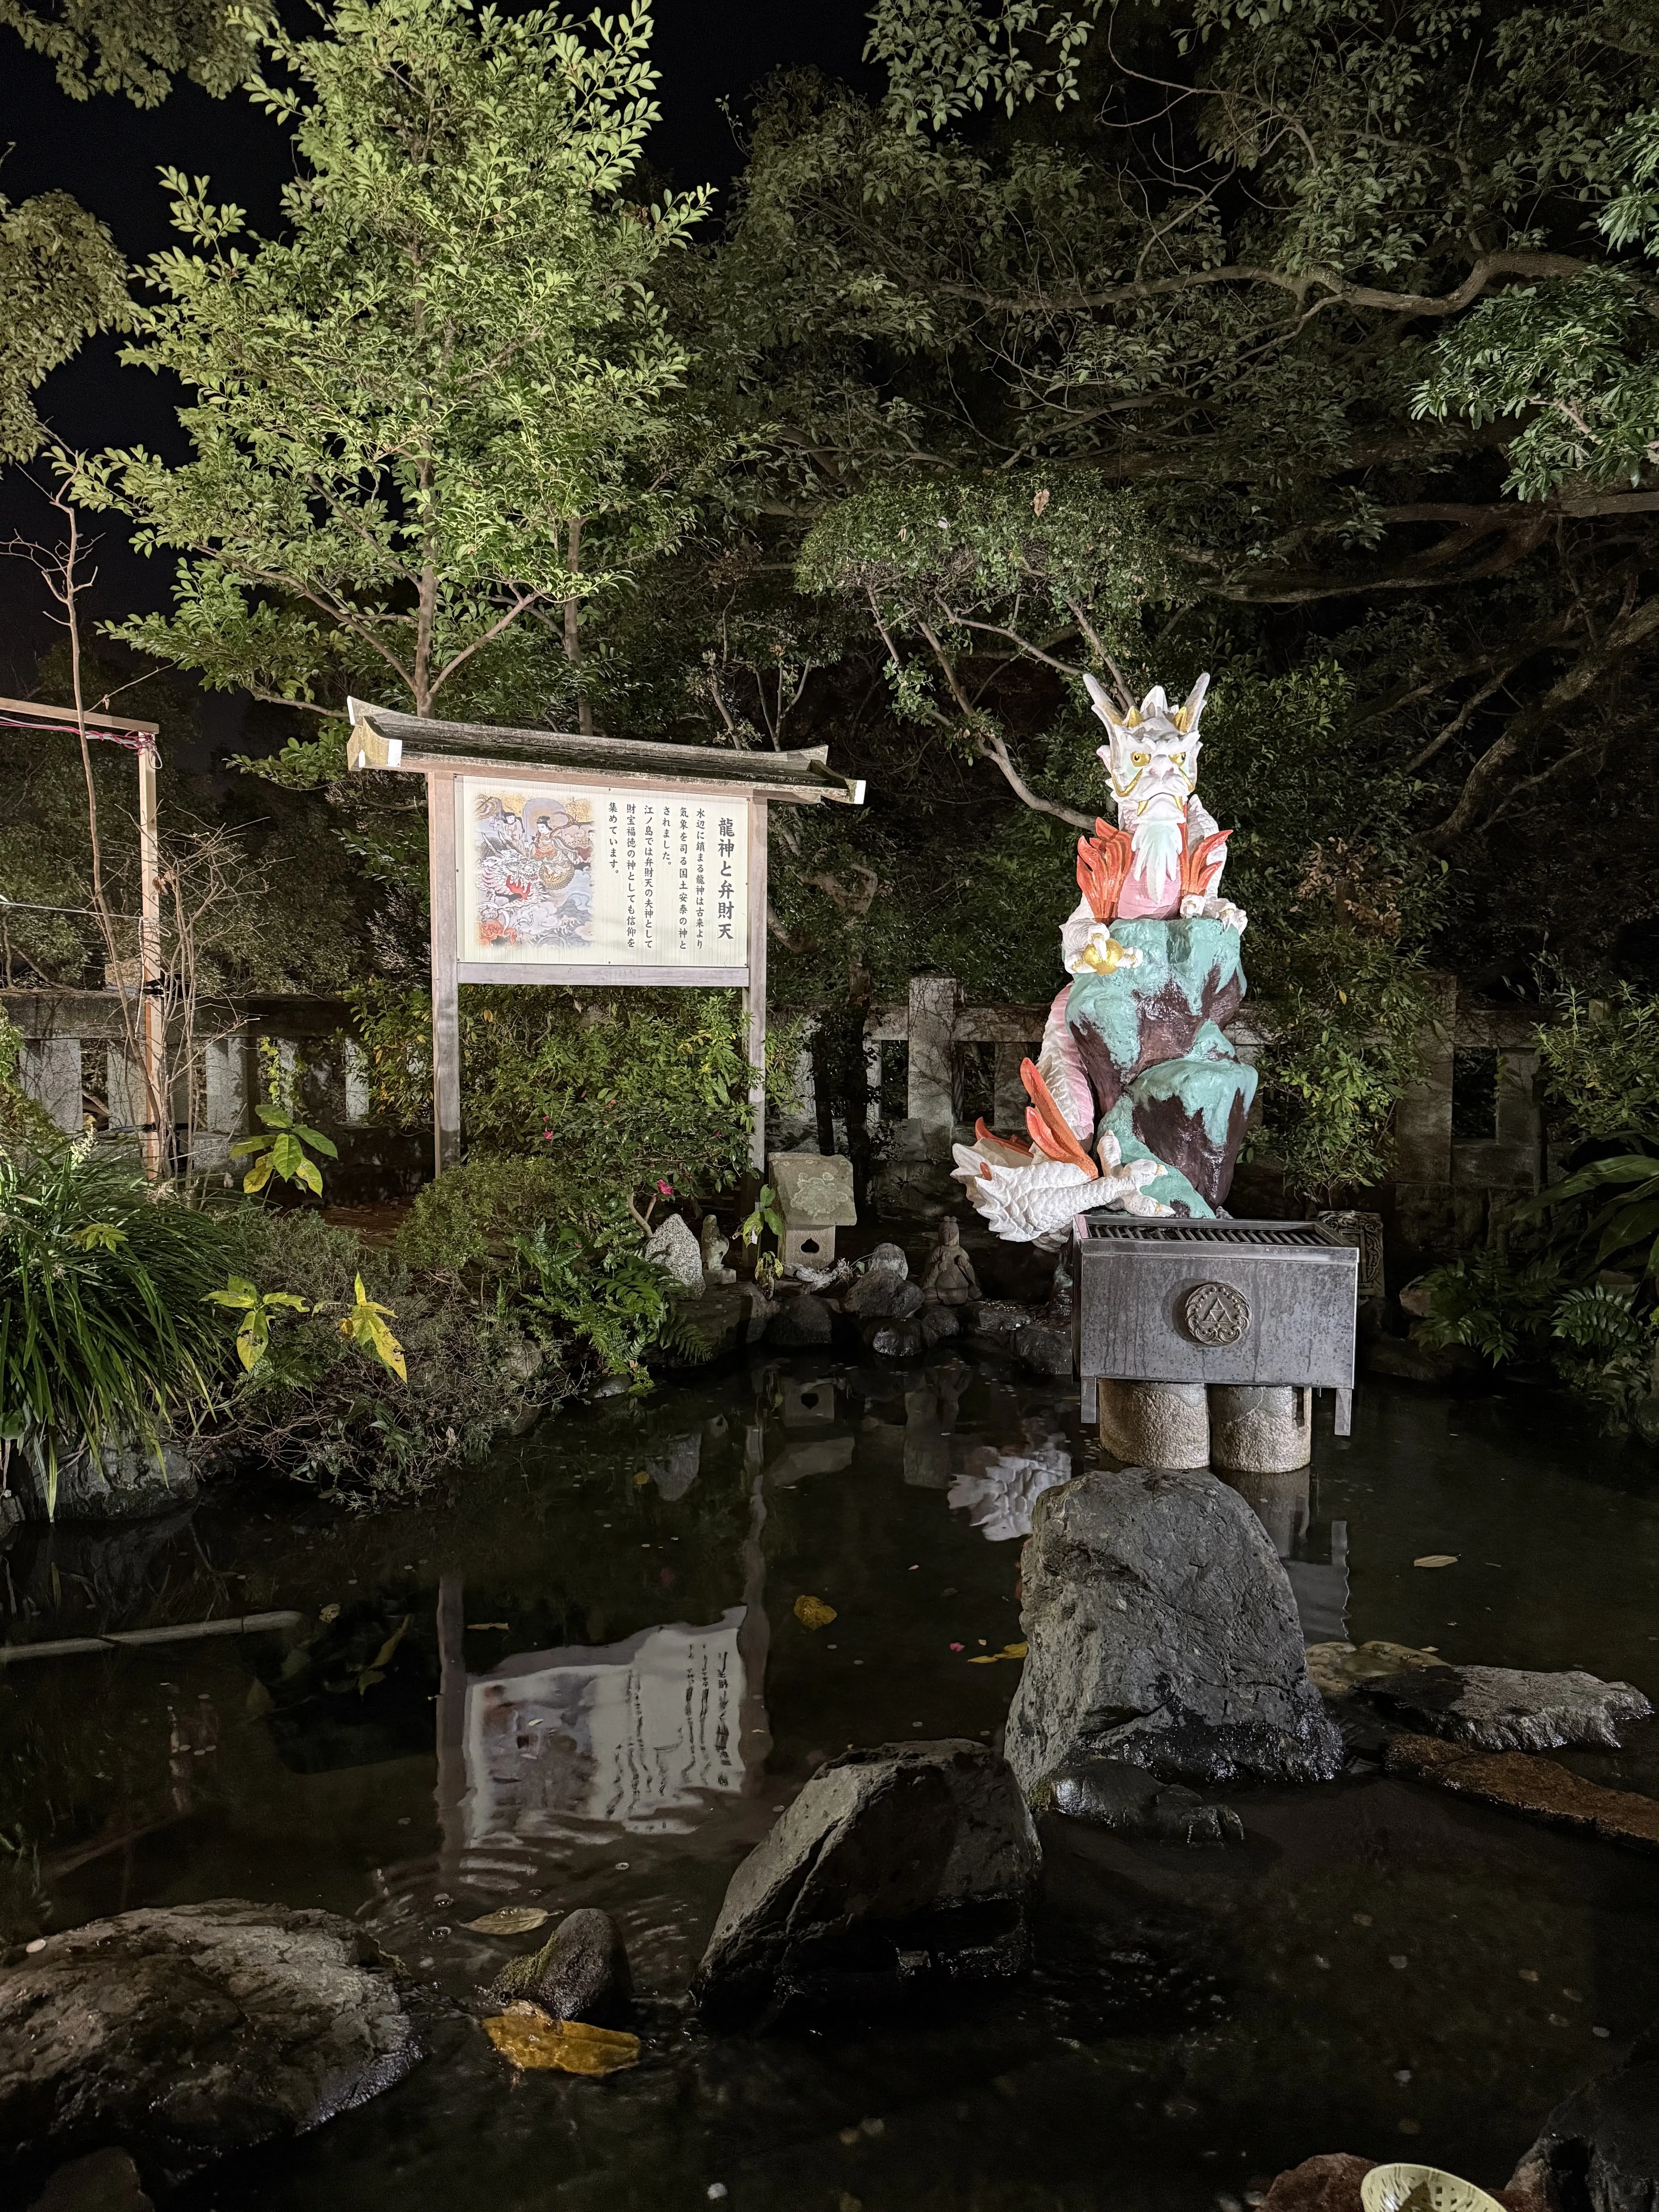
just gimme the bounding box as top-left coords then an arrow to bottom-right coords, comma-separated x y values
953,672 -> 1256,1244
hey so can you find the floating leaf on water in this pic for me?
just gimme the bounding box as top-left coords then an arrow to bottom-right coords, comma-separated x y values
794,1594 -> 837,1628
467,1622 -> 509,1632
464,1907 -> 550,1936
1413,1555 -> 1458,1569
633,1470 -> 651,1487
244,1678 -> 274,1717
319,1603 -> 341,1623
967,1642 -> 1029,1665
482,2004 -> 641,2076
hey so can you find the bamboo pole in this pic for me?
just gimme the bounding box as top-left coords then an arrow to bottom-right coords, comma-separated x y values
0,1609 -> 306,1663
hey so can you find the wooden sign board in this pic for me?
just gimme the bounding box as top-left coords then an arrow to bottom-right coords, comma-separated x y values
346,700 -> 864,1173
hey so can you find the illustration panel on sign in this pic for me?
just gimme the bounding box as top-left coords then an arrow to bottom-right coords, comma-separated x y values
471,788 -> 594,951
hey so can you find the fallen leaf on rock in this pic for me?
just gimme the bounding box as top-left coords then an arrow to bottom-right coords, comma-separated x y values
464,1907 -> 550,1936
1413,1554 -> 1458,1568
794,1594 -> 837,1628
483,2004 -> 640,2076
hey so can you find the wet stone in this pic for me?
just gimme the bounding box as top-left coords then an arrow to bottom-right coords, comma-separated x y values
864,1316 -> 924,1361
1040,1759 -> 1244,1845
1510,2039 -> 1659,2212
1007,1465 -> 1343,1790
1259,2153 -> 1376,2211
490,1909 -> 632,2027
1388,1733 -> 1659,1854
1012,1318 -> 1073,1379
643,1213 -> 704,1296
27,2150 -> 152,2212
767,1295 -> 834,1348
919,1302 -> 960,1345
844,1269 -> 922,1321
0,1901 -> 421,2191
1359,1664 -> 1652,1752
693,1739 -> 1041,2025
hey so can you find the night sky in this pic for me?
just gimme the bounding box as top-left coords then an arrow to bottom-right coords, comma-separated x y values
0,0 -> 874,718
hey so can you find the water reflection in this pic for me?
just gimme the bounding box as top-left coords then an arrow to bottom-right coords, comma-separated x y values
1219,1465 -> 1350,1643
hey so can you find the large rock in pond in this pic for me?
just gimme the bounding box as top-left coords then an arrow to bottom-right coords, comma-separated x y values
1359,1664 -> 1652,1753
1006,1466 -> 1344,1791
694,1739 -> 1040,2024
0,1901 -> 421,2190
1509,2040 -> 1659,2212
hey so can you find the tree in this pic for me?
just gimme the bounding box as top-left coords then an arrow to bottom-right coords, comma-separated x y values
73,0 -> 710,737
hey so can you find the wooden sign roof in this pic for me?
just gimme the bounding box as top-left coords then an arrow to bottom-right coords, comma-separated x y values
345,699 -> 864,807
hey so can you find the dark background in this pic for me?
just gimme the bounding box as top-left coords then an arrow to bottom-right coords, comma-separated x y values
0,0 -> 874,727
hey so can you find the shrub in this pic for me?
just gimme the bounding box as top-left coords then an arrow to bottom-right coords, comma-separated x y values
0,1143 -> 234,1513
395,1154 -> 575,1273
200,1209 -> 568,1504
1534,979 -> 1659,1147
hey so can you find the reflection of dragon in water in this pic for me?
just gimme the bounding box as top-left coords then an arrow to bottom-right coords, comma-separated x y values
953,674 -> 1255,1245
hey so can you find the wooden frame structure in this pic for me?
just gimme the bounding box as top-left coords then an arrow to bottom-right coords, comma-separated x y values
345,700 -> 864,1174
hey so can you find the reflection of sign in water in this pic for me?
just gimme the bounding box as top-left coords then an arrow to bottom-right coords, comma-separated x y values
459,777 -> 748,969
462,1608 -> 747,1841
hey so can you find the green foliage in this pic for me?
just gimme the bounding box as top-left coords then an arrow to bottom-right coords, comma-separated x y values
1512,1147 -> 1659,1285
0,1143 -> 234,1511
337,1272 -> 407,1381
0,0 -> 263,105
1417,1249 -> 1568,1365
206,1207 -> 562,1504
515,1212 -> 681,1382
204,1274 -> 309,1370
229,1038 -> 339,1195
1534,981 -> 1659,1147
1417,106 -> 1659,500
72,0 -> 708,722
349,980 -> 768,1217
1551,1283 -> 1659,1430
394,1153 -> 571,1273
0,190 -> 129,462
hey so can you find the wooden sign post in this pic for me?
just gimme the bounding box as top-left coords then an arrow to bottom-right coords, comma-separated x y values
345,702 -> 864,1176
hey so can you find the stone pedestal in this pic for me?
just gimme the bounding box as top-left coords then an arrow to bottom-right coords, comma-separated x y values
1097,1381 -> 1209,1469
1208,1384 -> 1311,1476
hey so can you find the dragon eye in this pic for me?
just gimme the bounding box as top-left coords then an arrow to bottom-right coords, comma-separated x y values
1130,750 -> 1150,767
1171,753 -> 1185,767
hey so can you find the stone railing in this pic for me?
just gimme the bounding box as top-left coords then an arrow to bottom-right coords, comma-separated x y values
4,989 -> 425,1198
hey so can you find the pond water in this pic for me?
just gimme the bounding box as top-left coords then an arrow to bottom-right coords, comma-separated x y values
3,1353 -> 1659,2212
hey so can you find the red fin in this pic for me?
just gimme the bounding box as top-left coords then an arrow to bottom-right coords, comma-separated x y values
974,1116 -> 1033,1163
1021,1060 -> 1098,1178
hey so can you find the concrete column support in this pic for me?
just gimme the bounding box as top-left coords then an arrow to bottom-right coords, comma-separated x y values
1208,1384 -> 1312,1475
1097,1381 -> 1209,1468
23,1037 -> 82,1131
906,974 -> 960,1161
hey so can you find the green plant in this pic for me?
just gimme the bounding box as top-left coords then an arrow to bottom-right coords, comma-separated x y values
205,1208 -> 563,1503
0,1141 -> 233,1511
1511,1147 -> 1659,1285
1533,980 -> 1659,1147
1416,1250 -> 1568,1364
204,1274 -> 309,1369
514,1212 -> 686,1384
232,1038 -> 338,1196
0,1011 -> 65,1157
739,1182 -> 785,1285
1551,1285 -> 1659,1431
337,1273 -> 406,1381
395,1154 -> 579,1274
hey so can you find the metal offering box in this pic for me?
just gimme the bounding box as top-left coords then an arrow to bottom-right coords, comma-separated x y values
1073,1216 -> 1358,1434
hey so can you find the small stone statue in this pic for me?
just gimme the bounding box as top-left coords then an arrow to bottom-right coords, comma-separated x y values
700,1215 -> 736,1286
918,1216 -> 981,1307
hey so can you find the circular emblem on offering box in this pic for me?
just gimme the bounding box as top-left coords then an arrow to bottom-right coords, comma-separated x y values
1183,1280 -> 1250,1346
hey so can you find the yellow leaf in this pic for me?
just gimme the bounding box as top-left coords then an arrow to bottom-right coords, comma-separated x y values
1002,1641 -> 1028,1658
482,2006 -> 641,2076
1413,1554 -> 1458,1569
465,1907 -> 549,1936
793,1594 -> 837,1628
967,1641 -> 1029,1665
633,1470 -> 651,1486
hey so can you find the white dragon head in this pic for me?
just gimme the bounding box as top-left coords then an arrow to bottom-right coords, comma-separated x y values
1082,672 -> 1211,830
